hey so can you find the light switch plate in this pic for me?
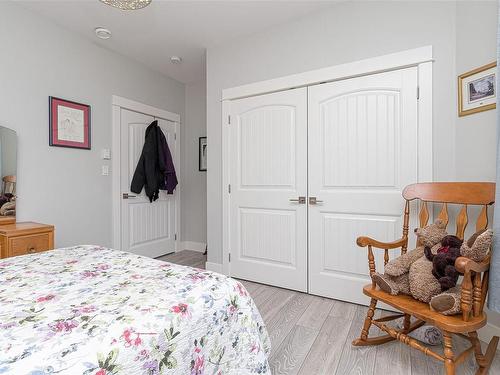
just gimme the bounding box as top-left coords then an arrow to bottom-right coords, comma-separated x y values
101,149 -> 111,160
101,165 -> 109,176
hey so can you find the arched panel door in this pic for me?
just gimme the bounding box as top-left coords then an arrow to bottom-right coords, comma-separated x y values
308,67 -> 419,304
228,88 -> 308,292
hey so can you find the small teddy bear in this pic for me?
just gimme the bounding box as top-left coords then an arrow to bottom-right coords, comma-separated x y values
424,235 -> 463,291
372,219 -> 448,297
430,229 -> 493,315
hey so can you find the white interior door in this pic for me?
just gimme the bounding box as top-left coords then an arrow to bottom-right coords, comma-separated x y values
308,68 -> 418,304
229,88 -> 308,292
120,108 -> 178,258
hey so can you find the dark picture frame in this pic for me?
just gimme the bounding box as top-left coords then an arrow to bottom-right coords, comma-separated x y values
199,137 -> 207,171
49,96 -> 91,149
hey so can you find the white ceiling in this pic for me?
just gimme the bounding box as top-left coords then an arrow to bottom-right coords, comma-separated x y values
19,0 -> 335,83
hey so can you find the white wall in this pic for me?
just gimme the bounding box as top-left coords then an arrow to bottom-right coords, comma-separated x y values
182,76 -> 207,245
0,2 -> 186,248
207,0 -> 465,265
455,1 -> 498,181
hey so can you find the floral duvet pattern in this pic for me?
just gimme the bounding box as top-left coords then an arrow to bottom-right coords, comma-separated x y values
0,246 -> 270,375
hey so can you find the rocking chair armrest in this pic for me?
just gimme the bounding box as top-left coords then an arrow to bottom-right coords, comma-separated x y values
356,236 -> 408,249
456,256 -> 491,320
455,256 -> 490,274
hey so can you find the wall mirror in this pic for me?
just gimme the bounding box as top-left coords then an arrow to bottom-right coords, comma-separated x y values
0,126 -> 17,222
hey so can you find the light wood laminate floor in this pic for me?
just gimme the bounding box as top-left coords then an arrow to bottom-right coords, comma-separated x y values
158,250 -> 500,375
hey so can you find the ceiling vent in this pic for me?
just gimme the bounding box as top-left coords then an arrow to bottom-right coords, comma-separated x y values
170,56 -> 182,64
95,27 -> 112,40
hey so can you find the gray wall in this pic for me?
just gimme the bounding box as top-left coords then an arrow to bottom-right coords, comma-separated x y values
0,127 -> 17,178
207,0 -> 469,265
206,0 -> 498,332
182,77 -> 207,244
0,2 -> 186,247
455,0 -> 500,330
455,1 -> 497,181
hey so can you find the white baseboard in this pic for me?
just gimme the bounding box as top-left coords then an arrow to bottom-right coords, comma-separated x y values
180,241 -> 206,253
205,262 -> 223,274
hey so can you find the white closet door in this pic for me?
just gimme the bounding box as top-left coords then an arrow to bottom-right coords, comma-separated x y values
308,68 -> 418,304
120,109 -> 177,258
229,88 -> 308,292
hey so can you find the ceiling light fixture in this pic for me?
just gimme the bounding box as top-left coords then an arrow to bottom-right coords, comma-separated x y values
170,56 -> 182,64
95,27 -> 112,40
99,0 -> 152,10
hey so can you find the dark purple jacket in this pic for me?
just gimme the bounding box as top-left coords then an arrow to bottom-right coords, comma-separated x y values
158,127 -> 178,194
130,121 -> 177,202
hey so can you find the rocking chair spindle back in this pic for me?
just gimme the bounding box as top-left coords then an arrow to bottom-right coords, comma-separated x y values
353,182 -> 498,375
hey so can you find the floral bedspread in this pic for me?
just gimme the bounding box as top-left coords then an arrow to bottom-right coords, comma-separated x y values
0,246 -> 270,375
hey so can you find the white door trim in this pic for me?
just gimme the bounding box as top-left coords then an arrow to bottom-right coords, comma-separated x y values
112,96 -> 181,123
111,95 -> 181,253
221,100 -> 231,274
222,45 -> 433,100
221,46 -> 433,277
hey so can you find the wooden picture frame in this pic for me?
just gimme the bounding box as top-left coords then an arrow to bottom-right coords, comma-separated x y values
49,96 -> 91,149
458,62 -> 496,117
199,137 -> 207,171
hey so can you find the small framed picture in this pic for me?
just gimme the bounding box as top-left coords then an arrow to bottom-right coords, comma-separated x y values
199,137 -> 207,171
49,96 -> 91,149
458,62 -> 496,117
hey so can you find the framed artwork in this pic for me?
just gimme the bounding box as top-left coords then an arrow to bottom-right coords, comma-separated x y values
199,137 -> 207,171
49,96 -> 91,149
458,62 -> 496,117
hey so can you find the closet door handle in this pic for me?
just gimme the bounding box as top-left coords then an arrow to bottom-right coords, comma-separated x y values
309,197 -> 323,205
289,196 -> 306,204
122,193 -> 137,199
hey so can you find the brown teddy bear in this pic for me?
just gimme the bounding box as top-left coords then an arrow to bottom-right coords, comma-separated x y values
424,235 -> 463,291
430,229 -> 493,315
372,219 -> 448,298
408,243 -> 447,303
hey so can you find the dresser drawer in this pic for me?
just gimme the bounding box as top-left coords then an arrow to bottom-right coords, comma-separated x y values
10,233 -> 50,257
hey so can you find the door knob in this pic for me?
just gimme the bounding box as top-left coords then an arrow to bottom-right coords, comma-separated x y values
122,193 -> 137,199
309,197 -> 323,205
289,196 -> 306,204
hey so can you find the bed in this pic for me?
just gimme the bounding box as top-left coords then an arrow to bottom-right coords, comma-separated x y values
0,245 -> 271,374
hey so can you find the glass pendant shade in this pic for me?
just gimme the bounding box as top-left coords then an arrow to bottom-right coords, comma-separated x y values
100,0 -> 152,10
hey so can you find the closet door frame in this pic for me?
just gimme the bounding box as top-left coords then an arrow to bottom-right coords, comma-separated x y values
220,46 -> 433,277
111,95 -> 181,253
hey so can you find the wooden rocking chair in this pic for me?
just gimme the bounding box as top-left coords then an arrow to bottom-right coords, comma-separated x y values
353,182 -> 499,375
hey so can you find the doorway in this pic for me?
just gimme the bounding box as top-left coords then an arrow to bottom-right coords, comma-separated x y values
112,96 -> 181,258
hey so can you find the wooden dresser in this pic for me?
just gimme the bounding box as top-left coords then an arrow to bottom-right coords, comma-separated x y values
0,222 -> 55,259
